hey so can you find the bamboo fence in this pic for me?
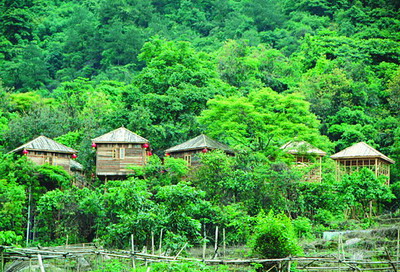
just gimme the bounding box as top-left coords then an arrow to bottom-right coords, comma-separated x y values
1,244 -> 400,272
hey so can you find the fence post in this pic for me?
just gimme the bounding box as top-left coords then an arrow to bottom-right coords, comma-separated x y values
37,254 -> 45,272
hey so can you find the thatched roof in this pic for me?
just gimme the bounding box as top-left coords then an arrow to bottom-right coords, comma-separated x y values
331,142 -> 395,164
92,127 -> 148,144
280,141 -> 326,156
165,134 -> 234,153
11,136 -> 77,154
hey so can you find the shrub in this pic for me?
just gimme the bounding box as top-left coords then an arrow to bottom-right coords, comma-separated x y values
249,211 -> 302,258
293,216 -> 314,239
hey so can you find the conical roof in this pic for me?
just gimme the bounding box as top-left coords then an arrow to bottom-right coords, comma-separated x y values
280,141 -> 326,156
92,127 -> 148,143
165,134 -> 234,153
11,135 -> 77,154
331,142 -> 395,164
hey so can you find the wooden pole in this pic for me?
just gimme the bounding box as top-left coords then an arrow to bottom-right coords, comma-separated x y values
174,242 -> 188,260
384,247 -> 397,272
159,229 -> 163,256
202,226 -> 207,261
287,257 -> 291,272
65,235 -> 68,249
37,254 -> 45,272
1,251 -> 4,272
223,228 -> 226,259
397,228 -> 399,270
131,233 -> 136,269
213,226 -> 219,259
338,234 -> 341,271
26,186 -> 32,247
151,231 -> 155,255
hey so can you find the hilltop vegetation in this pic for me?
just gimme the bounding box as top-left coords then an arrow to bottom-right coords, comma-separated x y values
0,0 -> 400,261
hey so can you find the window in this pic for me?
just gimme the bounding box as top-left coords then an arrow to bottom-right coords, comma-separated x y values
120,148 -> 125,159
45,155 -> 54,165
112,148 -> 118,159
184,155 -> 191,165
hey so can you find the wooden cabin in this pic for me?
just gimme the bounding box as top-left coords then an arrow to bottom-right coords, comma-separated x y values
92,127 -> 149,178
280,141 -> 326,182
165,134 -> 234,166
331,142 -> 395,183
11,135 -> 82,174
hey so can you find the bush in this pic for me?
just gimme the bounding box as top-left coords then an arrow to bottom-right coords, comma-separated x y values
249,211 -> 302,258
293,216 -> 314,239
0,231 -> 23,246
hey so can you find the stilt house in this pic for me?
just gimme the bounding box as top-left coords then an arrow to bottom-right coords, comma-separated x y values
11,135 -> 82,174
280,141 -> 326,182
331,142 -> 395,183
92,127 -> 150,178
165,134 -> 234,166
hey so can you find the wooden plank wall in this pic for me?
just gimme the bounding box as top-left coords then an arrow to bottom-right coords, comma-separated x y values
27,151 -> 72,173
96,143 -> 147,175
170,150 -> 202,166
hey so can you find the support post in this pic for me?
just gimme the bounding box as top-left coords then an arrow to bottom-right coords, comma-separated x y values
213,226 -> 219,259
223,228 -> 226,259
26,186 -> 32,247
1,251 -> 4,272
151,231 -> 155,255
159,229 -> 163,256
202,225 -> 207,261
38,254 -> 45,272
397,228 -> 399,270
131,233 -> 136,269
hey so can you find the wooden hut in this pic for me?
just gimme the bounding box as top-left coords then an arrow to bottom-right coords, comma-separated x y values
280,141 -> 326,182
11,135 -> 82,174
92,127 -> 149,178
165,134 -> 234,166
331,142 -> 395,183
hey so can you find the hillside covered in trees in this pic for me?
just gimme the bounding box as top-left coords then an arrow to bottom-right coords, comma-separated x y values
1,0 -> 400,261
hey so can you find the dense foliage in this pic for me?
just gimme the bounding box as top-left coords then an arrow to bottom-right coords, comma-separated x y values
0,0 -> 399,262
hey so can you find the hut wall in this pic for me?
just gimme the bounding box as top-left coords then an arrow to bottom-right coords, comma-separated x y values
170,150 -> 202,166
96,143 -> 147,175
292,155 -> 323,182
26,151 -> 72,172
335,157 -> 391,183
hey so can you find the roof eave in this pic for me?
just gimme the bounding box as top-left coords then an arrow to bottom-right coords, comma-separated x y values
331,155 -> 395,164
93,140 -> 148,144
12,147 -> 77,154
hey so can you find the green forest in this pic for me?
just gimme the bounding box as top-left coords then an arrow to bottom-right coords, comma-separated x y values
1,0 -> 400,269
